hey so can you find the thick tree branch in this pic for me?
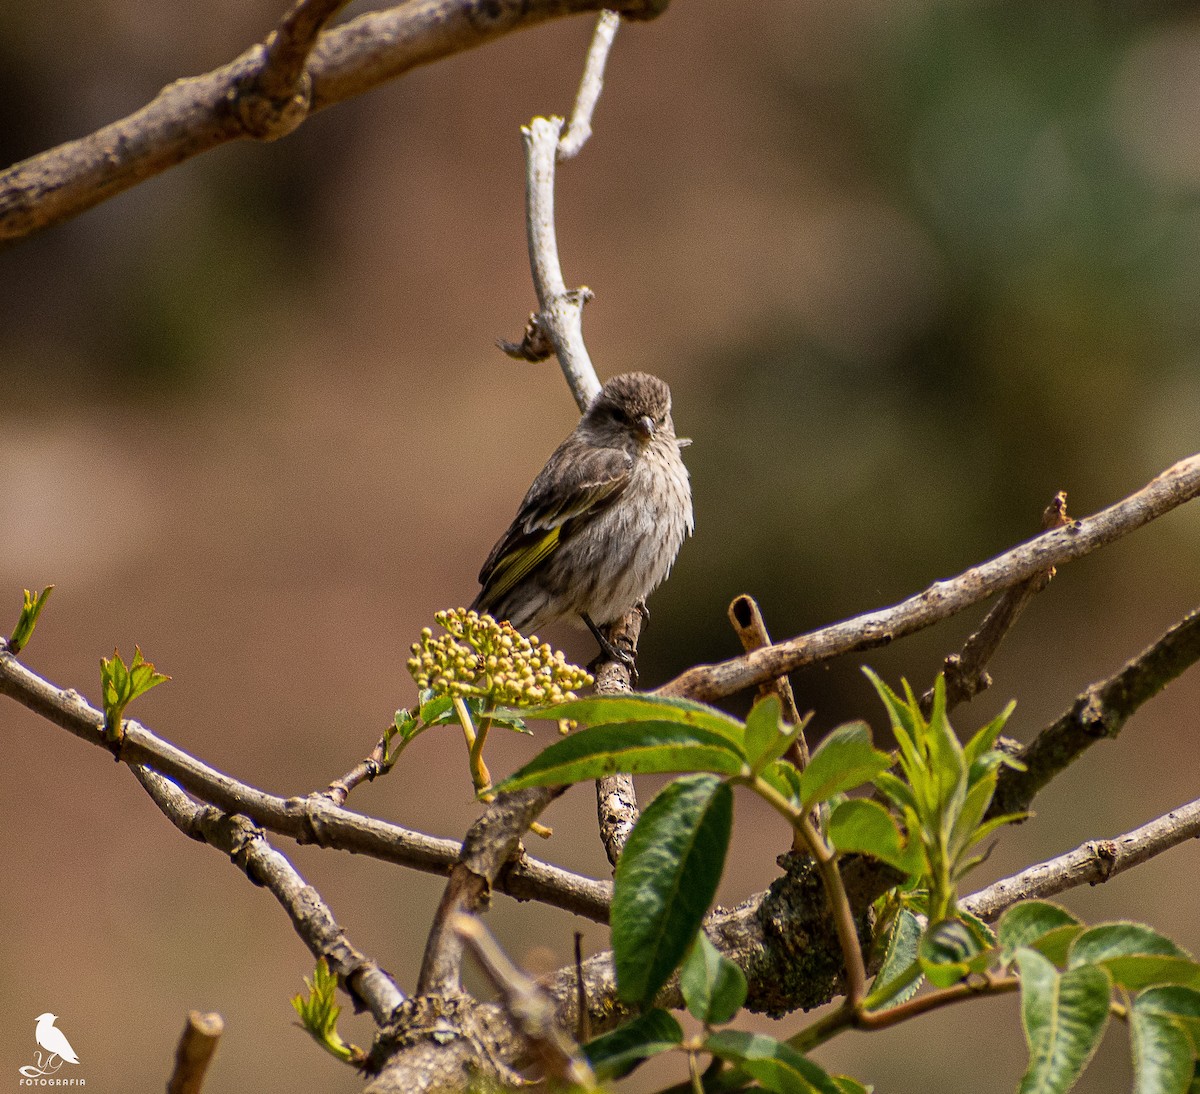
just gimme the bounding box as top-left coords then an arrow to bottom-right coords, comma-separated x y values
0,0 -> 666,246
132,763 -> 405,1024
963,795 -> 1200,922
659,453 -> 1200,703
990,605 -> 1200,818
0,649 -> 612,921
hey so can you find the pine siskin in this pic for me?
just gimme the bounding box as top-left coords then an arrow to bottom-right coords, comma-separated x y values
471,372 -> 693,664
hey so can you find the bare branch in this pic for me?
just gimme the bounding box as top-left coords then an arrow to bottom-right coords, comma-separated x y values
519,118 -> 601,409
921,491 -> 1070,716
0,0 -> 666,246
455,914 -> 595,1086
234,0 -> 352,140
659,454 -> 1200,703
963,795 -> 1200,922
990,605 -> 1200,819
558,11 -> 621,159
166,1011 -> 224,1094
0,650 -> 612,921
417,786 -> 563,996
132,763 -> 405,1024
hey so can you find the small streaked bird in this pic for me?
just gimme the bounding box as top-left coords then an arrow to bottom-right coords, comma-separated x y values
34,1013 -> 79,1065
471,372 -> 693,669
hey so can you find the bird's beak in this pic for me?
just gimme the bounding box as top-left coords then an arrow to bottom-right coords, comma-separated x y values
636,415 -> 656,440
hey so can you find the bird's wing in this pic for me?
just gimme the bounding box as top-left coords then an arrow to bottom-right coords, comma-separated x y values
40,1027 -> 78,1063
476,443 -> 633,606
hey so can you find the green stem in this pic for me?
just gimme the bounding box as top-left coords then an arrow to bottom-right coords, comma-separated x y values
749,775 -> 868,1006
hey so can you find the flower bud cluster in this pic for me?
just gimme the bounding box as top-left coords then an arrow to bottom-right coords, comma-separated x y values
407,608 -> 592,707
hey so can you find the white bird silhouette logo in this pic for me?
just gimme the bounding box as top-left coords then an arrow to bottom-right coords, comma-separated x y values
34,1013 -> 79,1065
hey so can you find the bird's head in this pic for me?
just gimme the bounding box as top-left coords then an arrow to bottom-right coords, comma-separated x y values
583,372 -> 675,451
35,1014 -> 56,1024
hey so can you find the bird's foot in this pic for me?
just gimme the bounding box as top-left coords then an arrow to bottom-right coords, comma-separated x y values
582,612 -> 639,687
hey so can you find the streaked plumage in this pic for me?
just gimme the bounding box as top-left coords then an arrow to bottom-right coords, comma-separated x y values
472,372 -> 693,639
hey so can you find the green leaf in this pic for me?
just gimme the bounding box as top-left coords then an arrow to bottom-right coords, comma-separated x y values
8,585 -> 54,654
495,722 -> 747,791
583,1009 -> 683,1081
531,693 -> 745,744
418,692 -> 455,725
612,774 -> 734,1007
1069,924 -> 1200,991
999,902 -> 1083,965
1070,924 -> 1190,967
484,705 -> 531,734
828,798 -> 921,874
680,931 -> 747,1026
799,722 -> 891,811
918,917 -> 992,988
760,758 -> 806,806
1139,987 -> 1200,1056
868,908 -> 924,1010
291,958 -> 362,1064
743,697 -> 810,774
100,645 -> 170,742
831,1079 -> 874,1094
705,1030 -> 843,1094
1131,994 -> 1195,1094
963,700 -> 1017,768
872,770 -> 918,814
1017,947 -> 1112,1094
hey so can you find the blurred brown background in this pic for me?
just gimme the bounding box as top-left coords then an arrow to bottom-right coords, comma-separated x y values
2,0 -> 1199,1090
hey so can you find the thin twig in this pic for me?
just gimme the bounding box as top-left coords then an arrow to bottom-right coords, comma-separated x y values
166,1011 -> 224,1094
132,764 -> 404,1024
234,0 -> 353,140
990,605 -> 1200,818
964,795 -> 1200,922
659,454 -> 1200,703
558,11 -> 620,159
455,913 -> 596,1087
0,650 -> 612,921
920,492 -> 1071,716
0,0 -> 667,247
322,728 -> 390,806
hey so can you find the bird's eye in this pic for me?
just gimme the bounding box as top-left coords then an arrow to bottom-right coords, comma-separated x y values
608,405 -> 627,423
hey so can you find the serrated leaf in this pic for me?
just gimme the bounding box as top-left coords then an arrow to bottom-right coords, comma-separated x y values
583,1008 -> 683,1081
485,705 -> 531,733
868,908 -> 924,1010
418,693 -> 455,725
531,694 -> 745,744
799,722 -> 891,811
999,903 -> 1083,965
1131,995 -> 1195,1094
681,931 -> 747,1026
495,722 -> 747,791
706,1030 -> 843,1094
828,798 -> 921,874
612,774 -> 733,1007
1017,947 -> 1112,1094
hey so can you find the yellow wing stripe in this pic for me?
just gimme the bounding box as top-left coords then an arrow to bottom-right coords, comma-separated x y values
486,526 -> 562,602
